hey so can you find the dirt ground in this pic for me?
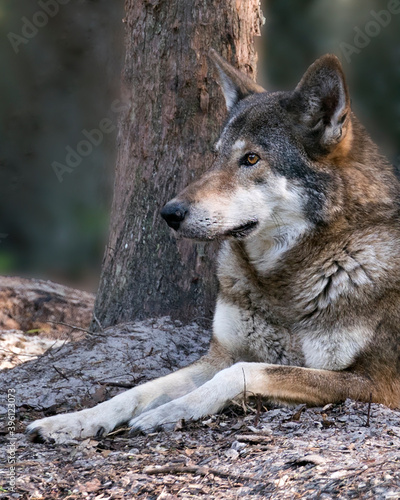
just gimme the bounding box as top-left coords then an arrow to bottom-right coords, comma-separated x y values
0,278 -> 399,499
1,396 -> 400,499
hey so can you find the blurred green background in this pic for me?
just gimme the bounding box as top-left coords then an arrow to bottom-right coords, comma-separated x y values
0,0 -> 399,291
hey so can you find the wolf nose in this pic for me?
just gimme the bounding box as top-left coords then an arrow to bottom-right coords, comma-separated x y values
161,201 -> 188,230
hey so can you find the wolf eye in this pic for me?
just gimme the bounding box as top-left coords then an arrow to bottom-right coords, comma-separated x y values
241,153 -> 260,167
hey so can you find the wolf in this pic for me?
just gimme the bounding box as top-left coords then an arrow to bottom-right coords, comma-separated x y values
27,50 -> 400,443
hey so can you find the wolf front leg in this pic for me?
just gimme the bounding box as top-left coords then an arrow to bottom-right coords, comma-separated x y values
129,362 -> 380,433
26,342 -> 232,444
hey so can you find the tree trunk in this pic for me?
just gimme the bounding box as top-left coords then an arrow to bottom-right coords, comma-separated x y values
92,0 -> 263,330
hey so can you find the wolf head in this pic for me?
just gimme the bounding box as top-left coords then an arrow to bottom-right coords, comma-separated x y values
161,51 -> 354,241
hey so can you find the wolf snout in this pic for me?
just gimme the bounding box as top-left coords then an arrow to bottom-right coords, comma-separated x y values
161,201 -> 188,230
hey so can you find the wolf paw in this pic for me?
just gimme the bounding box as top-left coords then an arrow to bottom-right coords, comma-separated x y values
26,410 -> 112,444
129,403 -> 189,434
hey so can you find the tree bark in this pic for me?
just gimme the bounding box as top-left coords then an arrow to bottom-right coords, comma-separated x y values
93,0 -> 263,329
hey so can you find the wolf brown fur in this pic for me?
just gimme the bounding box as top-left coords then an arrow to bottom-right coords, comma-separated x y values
27,51 -> 400,443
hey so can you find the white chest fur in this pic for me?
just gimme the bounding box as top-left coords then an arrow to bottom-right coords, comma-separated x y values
213,299 -> 303,365
301,326 -> 371,370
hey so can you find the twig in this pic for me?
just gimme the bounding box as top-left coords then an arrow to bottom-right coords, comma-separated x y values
0,347 -> 40,357
4,461 -> 40,468
365,393 -> 372,427
46,321 -> 105,337
143,464 -> 254,482
95,372 -> 144,383
235,434 -> 273,444
254,394 -> 262,426
102,381 -> 136,389
42,340 -> 65,358
93,314 -> 104,332
242,366 -> 247,412
53,365 -> 70,381
105,427 -> 130,437
327,459 -> 388,485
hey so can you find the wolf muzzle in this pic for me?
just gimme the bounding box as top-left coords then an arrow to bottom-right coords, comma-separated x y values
161,201 -> 188,231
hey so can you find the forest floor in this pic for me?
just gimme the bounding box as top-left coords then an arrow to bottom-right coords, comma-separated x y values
0,278 -> 399,499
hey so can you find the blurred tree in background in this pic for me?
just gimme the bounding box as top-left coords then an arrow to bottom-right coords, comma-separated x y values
0,0 -> 399,291
0,0 -> 124,288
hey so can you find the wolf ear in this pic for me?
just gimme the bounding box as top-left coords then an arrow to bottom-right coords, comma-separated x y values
209,49 -> 265,112
283,54 -> 351,154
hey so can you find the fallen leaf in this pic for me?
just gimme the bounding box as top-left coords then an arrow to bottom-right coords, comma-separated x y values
79,478 -> 102,493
